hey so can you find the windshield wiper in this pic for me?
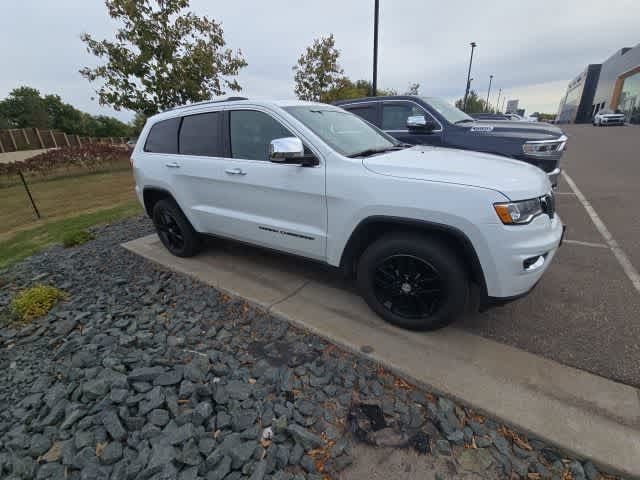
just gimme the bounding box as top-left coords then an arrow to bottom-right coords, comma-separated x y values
347,145 -> 407,158
454,119 -> 474,124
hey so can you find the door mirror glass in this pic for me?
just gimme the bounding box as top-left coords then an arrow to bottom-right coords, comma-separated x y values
269,137 -> 304,162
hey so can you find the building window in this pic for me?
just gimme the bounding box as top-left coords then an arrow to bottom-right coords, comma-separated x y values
619,71 -> 640,124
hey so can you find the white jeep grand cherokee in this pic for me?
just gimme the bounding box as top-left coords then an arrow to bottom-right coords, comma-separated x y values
132,98 -> 564,330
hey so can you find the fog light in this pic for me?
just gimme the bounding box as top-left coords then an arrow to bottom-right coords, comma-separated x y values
523,255 -> 546,271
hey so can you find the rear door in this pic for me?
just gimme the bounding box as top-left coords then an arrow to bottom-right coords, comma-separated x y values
201,108 -> 327,261
381,100 -> 444,146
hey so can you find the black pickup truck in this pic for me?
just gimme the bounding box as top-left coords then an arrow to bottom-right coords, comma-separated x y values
334,95 -> 566,186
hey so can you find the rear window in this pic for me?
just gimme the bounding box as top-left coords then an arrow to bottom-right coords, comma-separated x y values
144,117 -> 180,154
179,112 -> 222,157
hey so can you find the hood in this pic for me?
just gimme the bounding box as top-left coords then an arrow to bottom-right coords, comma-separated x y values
463,120 -> 564,141
363,146 -> 550,200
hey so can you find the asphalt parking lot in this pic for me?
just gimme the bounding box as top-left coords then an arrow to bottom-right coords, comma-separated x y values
461,124 -> 640,388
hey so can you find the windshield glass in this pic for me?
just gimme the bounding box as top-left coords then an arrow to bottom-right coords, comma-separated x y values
283,106 -> 397,156
421,97 -> 473,124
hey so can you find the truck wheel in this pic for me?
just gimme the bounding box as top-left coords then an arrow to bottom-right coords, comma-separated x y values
357,234 -> 468,330
152,199 -> 201,257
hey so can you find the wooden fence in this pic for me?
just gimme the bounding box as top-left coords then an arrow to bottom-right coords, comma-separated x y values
0,128 -> 127,153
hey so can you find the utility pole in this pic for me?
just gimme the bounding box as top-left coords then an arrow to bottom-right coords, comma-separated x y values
372,0 -> 379,97
486,75 -> 493,112
463,42 -> 477,112
496,88 -> 502,113
501,97 -> 506,112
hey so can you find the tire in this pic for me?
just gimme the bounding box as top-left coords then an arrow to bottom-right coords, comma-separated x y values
356,234 -> 469,330
152,199 -> 201,257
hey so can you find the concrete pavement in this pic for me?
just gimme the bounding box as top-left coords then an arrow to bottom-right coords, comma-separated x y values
123,234 -> 640,477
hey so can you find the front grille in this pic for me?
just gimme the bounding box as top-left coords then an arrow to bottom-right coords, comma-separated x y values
540,193 -> 555,219
523,157 -> 559,173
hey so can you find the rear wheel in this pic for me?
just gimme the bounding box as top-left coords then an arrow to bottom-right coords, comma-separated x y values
356,234 -> 469,330
152,199 -> 201,257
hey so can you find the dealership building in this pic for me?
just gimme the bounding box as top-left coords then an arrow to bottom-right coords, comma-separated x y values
556,43 -> 640,124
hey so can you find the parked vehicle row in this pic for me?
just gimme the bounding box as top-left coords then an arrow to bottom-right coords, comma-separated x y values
132,97 -> 564,331
334,96 -> 566,186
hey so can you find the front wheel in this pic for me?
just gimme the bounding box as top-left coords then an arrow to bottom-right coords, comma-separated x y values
152,199 -> 201,257
356,234 -> 469,330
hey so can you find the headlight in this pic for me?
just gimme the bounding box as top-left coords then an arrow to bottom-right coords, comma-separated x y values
494,198 -> 543,225
522,135 -> 567,158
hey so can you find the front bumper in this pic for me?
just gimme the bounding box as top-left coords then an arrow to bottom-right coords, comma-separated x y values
481,213 -> 564,299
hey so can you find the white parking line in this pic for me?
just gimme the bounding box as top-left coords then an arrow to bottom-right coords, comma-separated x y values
563,239 -> 609,249
562,170 -> 640,294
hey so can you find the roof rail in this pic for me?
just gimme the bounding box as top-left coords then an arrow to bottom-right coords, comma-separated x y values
162,96 -> 248,113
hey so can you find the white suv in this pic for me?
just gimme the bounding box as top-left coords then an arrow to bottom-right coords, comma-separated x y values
132,98 -> 564,330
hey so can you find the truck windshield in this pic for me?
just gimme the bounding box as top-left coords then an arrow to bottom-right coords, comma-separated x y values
421,97 -> 474,124
283,106 -> 398,157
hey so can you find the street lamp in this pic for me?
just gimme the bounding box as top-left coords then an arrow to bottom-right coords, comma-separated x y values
486,75 -> 493,112
463,42 -> 477,112
372,0 -> 380,97
496,88 -> 502,113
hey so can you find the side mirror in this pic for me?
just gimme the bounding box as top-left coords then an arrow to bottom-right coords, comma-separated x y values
269,137 -> 304,162
407,115 -> 437,132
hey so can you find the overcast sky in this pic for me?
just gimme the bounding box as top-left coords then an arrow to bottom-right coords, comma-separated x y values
2,0 -> 639,122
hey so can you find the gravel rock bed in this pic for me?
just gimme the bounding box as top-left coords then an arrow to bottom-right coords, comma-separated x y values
0,216 -> 612,480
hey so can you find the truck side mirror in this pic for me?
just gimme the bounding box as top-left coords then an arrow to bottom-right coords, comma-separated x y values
407,115 -> 437,132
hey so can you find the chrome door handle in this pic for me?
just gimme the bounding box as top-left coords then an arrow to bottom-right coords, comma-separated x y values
165,162 -> 180,168
225,168 -> 246,175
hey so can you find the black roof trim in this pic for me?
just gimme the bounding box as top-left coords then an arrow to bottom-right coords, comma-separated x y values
163,97 -> 249,113
332,95 -> 421,106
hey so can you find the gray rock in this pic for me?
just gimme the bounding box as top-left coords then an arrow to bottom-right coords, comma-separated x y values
289,443 -> 304,465
300,455 -> 316,473
492,434 -> 511,457
100,442 -> 123,465
139,387 -> 165,416
29,433 -> 52,457
583,461 -> 600,480
447,430 -> 465,445
148,409 -> 170,427
570,460 -> 587,480
216,411 -> 231,430
275,444 -> 290,469
169,423 -> 195,445
286,424 -> 323,450
206,455 -> 231,480
127,366 -> 165,383
154,369 -> 183,386
226,380 -> 252,400
147,440 -> 177,470
177,438 -> 202,466
232,409 -> 257,432
249,460 -> 267,480
230,441 -> 258,469
35,462 -> 66,479
435,439 -> 451,456
102,410 -> 127,441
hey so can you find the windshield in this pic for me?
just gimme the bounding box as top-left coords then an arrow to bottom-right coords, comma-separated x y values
421,97 -> 473,124
283,106 -> 398,156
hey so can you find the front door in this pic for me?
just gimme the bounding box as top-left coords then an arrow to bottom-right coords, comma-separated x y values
202,108 -> 327,261
381,101 -> 443,146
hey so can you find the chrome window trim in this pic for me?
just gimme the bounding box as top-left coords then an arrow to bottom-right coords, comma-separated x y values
338,99 -> 444,133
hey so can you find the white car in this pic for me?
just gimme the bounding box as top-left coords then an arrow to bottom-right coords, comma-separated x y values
132,98 -> 563,330
593,109 -> 625,126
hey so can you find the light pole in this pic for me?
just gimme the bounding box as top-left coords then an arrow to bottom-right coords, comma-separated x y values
372,0 -> 379,97
501,97 -> 506,113
485,75 -> 493,112
463,41 -> 477,112
496,88 -> 502,113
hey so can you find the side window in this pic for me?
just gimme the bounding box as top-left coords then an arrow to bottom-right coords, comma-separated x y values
382,103 -> 425,130
229,110 -> 293,161
346,105 -> 378,125
179,112 -> 222,157
144,117 -> 180,153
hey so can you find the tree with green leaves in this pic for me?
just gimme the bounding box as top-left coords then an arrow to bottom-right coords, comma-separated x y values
80,0 -> 247,116
293,34 -> 346,103
324,78 -> 396,103
455,90 -> 493,114
0,86 -> 49,128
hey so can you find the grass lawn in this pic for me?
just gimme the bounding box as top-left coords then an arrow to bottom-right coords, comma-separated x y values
0,201 -> 143,269
0,166 -> 144,269
1,166 -> 136,237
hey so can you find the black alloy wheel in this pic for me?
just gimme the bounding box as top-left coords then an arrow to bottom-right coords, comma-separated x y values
373,254 -> 443,319
152,199 -> 201,257
357,234 -> 468,330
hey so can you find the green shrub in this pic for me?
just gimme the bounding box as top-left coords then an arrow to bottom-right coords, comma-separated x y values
11,284 -> 68,322
61,229 -> 94,248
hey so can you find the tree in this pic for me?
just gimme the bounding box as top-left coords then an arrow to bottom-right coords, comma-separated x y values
324,78 -> 396,103
293,34 -> 346,103
80,0 -> 247,115
405,82 -> 420,96
454,90 -> 492,114
0,86 -> 49,128
130,112 -> 148,137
